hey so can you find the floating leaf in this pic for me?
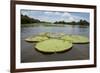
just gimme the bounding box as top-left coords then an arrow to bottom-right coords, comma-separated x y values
25,36 -> 49,42
38,32 -> 50,37
35,39 -> 72,53
61,35 -> 89,43
48,33 -> 65,38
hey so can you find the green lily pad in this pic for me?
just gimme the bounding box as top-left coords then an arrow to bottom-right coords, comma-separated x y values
48,33 -> 65,38
35,39 -> 72,53
38,32 -> 50,37
25,36 -> 49,42
61,35 -> 89,43
38,32 -> 65,38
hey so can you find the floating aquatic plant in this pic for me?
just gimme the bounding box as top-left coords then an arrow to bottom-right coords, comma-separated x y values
48,33 -> 65,38
25,32 -> 89,53
25,36 -> 49,42
35,39 -> 72,53
61,35 -> 89,43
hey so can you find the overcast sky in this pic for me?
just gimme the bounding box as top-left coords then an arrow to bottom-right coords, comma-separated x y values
21,10 -> 90,23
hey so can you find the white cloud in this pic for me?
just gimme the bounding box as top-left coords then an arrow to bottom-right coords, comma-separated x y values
21,11 -> 28,15
44,11 -> 53,15
61,12 -> 85,22
44,11 -> 62,16
60,12 -> 76,22
54,12 -> 61,15
62,12 -> 71,17
21,10 -> 87,22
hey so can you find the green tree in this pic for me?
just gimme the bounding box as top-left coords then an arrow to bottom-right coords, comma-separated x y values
21,14 -> 40,24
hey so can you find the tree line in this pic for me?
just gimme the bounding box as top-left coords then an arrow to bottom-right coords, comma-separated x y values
21,14 -> 40,24
21,14 -> 89,25
54,20 -> 89,25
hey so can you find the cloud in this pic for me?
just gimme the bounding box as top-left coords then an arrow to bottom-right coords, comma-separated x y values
43,11 -> 75,22
62,12 -> 71,17
21,10 -> 89,22
61,12 -> 86,22
21,10 -> 28,15
44,12 -> 53,14
44,11 -> 62,16
54,12 -> 62,15
44,12 -> 77,22
59,12 -> 76,22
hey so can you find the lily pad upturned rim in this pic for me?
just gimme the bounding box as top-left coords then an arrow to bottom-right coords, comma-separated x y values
48,33 -> 65,38
38,32 -> 65,38
25,36 -> 49,43
35,39 -> 73,53
61,35 -> 89,44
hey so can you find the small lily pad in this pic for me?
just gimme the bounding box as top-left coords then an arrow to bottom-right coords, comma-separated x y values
35,39 -> 72,53
25,36 -> 49,42
61,35 -> 89,43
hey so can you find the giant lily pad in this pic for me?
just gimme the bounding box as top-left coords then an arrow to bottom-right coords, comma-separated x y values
48,33 -> 65,38
38,32 -> 50,37
61,35 -> 89,43
25,36 -> 49,42
38,32 -> 65,38
35,39 -> 72,53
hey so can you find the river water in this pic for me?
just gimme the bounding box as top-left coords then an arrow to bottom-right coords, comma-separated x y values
21,24 -> 89,63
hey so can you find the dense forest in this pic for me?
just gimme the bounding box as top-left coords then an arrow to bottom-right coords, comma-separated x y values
21,14 -> 40,24
21,14 -> 89,25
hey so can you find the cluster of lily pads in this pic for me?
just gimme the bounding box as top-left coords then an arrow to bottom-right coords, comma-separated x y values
25,32 -> 89,53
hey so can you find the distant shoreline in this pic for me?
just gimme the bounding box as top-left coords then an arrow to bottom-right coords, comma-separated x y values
21,23 -> 89,27
21,14 -> 89,27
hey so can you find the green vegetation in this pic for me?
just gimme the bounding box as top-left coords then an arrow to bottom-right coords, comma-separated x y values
21,14 -> 40,24
25,32 -> 89,53
35,39 -> 72,53
25,32 -> 65,43
21,14 -> 89,26
38,32 -> 66,39
47,33 -> 65,38
54,21 -> 67,24
54,20 -> 89,25
25,36 -> 49,42
61,35 -> 89,43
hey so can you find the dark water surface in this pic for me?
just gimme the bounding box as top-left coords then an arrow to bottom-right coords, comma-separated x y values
21,24 -> 89,63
